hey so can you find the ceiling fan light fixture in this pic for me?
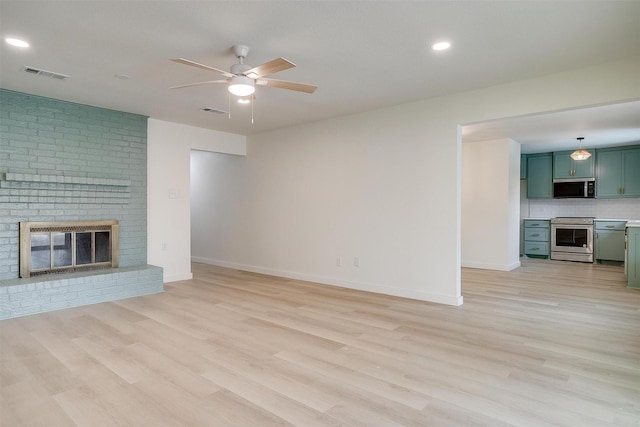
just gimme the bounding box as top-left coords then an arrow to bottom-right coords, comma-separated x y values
570,137 -> 591,161
228,75 -> 255,97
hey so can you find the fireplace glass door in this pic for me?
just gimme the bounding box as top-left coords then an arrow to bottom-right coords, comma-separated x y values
30,230 -> 110,273
20,220 -> 119,278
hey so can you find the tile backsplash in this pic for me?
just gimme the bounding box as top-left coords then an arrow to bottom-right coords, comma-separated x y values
527,198 -> 640,219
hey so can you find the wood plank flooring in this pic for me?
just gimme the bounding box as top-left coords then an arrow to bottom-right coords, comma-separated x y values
2,259 -> 639,426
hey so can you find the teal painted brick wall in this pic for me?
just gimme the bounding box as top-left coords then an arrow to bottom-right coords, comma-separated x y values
0,89 -> 148,280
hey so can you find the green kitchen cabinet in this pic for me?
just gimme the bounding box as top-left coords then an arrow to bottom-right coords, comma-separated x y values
523,219 -> 550,258
520,154 -> 527,180
526,154 -> 552,199
553,150 -> 594,179
596,146 -> 640,198
595,221 -> 625,263
627,226 -> 640,289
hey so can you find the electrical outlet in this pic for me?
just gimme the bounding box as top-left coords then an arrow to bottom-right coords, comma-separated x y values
336,257 -> 342,267
162,242 -> 167,250
354,256 -> 360,267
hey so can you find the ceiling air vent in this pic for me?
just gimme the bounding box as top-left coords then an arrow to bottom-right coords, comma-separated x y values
202,107 -> 227,115
23,66 -> 69,80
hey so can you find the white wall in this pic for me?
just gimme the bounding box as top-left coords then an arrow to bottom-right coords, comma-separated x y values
147,119 -> 246,282
462,139 -> 521,271
148,57 -> 640,304
191,110 -> 463,305
190,150 -> 247,265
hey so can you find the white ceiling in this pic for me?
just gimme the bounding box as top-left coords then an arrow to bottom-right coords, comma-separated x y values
1,1 -> 639,151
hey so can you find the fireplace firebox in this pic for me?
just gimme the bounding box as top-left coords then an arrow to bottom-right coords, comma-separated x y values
19,220 -> 119,278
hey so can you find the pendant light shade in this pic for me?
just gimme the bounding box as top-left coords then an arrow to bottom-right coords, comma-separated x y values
570,137 -> 591,161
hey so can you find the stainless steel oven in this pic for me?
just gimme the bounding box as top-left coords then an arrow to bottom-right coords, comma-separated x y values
550,217 -> 594,263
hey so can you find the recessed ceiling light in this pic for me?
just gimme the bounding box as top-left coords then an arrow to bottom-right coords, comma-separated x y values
5,37 -> 29,48
431,41 -> 451,51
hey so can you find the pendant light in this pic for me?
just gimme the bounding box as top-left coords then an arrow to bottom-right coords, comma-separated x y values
570,137 -> 591,161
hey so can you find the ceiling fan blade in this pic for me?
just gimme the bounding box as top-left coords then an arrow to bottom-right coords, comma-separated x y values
169,80 -> 228,89
256,78 -> 317,94
243,57 -> 295,78
171,58 -> 234,78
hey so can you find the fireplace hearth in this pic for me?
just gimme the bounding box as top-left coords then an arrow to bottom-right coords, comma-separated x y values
20,220 -> 118,278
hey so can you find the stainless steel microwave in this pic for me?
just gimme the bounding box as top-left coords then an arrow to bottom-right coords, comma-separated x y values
553,178 -> 595,198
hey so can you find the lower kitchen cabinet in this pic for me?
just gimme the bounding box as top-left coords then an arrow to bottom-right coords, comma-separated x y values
523,219 -> 550,258
628,226 -> 640,289
595,221 -> 626,264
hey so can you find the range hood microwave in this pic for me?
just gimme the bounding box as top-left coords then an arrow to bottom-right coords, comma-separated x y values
553,178 -> 595,198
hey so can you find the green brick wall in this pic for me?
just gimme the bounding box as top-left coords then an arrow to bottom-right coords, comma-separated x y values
0,89 -> 148,280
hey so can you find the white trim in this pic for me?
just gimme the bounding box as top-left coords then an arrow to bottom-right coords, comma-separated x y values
192,257 -> 463,306
163,272 -> 193,283
461,260 -> 521,271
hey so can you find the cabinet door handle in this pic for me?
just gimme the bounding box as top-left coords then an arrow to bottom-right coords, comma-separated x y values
531,233 -> 540,237
606,225 -> 615,228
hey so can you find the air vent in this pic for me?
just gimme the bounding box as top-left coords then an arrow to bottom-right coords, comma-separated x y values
202,107 -> 227,115
23,66 -> 69,80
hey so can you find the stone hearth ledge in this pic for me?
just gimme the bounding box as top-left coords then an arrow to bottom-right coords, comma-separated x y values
0,265 -> 164,320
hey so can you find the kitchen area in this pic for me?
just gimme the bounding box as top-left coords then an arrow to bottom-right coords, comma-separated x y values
461,101 -> 640,288
521,144 -> 640,289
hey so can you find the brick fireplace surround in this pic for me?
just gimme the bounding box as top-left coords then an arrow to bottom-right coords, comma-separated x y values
0,90 -> 163,319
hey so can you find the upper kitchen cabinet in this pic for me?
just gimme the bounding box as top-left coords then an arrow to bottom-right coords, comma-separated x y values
596,146 -> 640,198
526,153 -> 552,198
520,154 -> 527,180
553,150 -> 595,179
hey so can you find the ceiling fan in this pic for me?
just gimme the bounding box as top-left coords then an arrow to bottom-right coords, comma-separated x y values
170,44 -> 317,97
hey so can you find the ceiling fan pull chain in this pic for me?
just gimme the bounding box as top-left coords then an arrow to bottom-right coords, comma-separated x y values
251,97 -> 254,124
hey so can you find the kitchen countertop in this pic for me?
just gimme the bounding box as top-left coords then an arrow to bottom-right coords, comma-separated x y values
626,220 -> 640,228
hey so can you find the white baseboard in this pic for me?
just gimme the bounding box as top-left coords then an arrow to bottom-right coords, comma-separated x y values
191,256 -> 463,306
163,272 -> 193,283
461,260 -> 521,271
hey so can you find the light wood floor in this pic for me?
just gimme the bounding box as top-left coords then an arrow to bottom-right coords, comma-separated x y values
2,259 -> 639,426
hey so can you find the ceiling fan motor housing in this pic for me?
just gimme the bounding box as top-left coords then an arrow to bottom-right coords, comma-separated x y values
233,44 -> 250,59
231,63 -> 251,75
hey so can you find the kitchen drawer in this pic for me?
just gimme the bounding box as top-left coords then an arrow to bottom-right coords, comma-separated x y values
524,228 -> 549,241
523,219 -> 549,228
595,221 -> 627,231
524,241 -> 549,256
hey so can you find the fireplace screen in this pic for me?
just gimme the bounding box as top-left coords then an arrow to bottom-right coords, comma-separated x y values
20,220 -> 118,278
